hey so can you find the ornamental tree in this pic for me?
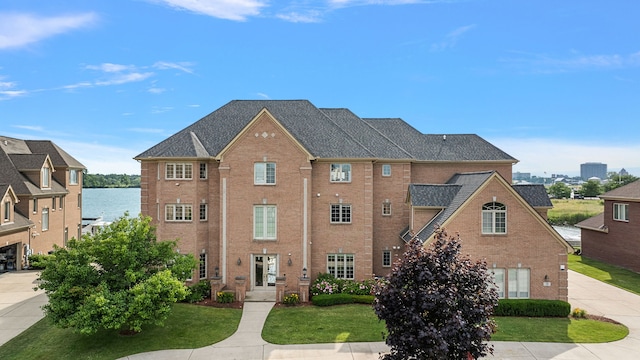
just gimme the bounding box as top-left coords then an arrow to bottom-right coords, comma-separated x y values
548,182 -> 572,199
373,227 -> 498,360
37,213 -> 196,335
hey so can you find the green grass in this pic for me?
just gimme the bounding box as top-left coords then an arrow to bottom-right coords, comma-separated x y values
0,304 -> 242,360
262,304 -> 627,344
263,304 -> 387,344
492,317 -> 628,343
549,199 -> 603,225
569,254 -> 640,295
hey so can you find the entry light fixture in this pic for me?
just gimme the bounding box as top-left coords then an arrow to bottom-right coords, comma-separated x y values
215,266 -> 219,277
237,257 -> 242,266
303,267 -> 307,278
288,257 -> 292,266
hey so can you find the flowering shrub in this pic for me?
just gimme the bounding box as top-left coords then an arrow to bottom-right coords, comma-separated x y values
311,273 -> 374,297
217,291 -> 235,303
572,308 -> 587,319
343,279 -> 375,295
283,293 -> 300,306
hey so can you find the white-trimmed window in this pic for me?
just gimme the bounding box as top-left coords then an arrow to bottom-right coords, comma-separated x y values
199,163 -> 207,179
382,201 -> 391,216
254,163 -> 276,185
33,198 -> 38,214
492,268 -> 505,298
199,203 -> 208,221
331,204 -> 352,223
614,203 -> 629,222
330,163 -> 351,182
199,253 -> 207,279
3,201 -> 10,223
52,197 -> 56,211
508,268 -> 530,299
327,254 -> 354,279
165,163 -> 193,180
42,207 -> 49,231
165,204 -> 193,221
482,202 -> 506,234
382,250 -> 391,267
254,205 -> 276,240
69,169 -> 78,185
42,167 -> 50,188
382,164 -> 391,177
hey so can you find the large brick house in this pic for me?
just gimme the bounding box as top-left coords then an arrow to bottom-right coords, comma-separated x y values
135,100 -> 572,301
0,136 -> 85,271
577,180 -> 640,272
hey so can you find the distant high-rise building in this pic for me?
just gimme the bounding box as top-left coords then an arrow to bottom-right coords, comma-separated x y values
513,172 -> 531,181
580,162 -> 607,181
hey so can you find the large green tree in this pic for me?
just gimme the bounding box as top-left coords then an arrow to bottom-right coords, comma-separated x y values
37,214 -> 196,335
548,182 -> 572,199
581,179 -> 602,197
373,228 -> 498,359
604,173 -> 639,192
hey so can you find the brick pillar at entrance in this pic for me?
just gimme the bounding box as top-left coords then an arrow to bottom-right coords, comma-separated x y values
275,276 -> 286,303
235,276 -> 246,303
298,276 -> 310,303
210,276 -> 223,301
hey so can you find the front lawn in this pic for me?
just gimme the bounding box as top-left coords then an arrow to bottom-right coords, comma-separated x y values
0,304 -> 242,360
569,254 -> 640,295
262,304 -> 627,344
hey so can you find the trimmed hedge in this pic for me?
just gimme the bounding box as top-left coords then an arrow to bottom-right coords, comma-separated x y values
494,299 -> 571,317
311,294 -> 375,306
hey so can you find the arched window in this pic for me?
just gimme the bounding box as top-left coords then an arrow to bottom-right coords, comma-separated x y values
482,202 -> 506,234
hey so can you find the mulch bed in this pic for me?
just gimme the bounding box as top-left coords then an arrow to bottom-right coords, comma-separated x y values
193,298 -> 244,309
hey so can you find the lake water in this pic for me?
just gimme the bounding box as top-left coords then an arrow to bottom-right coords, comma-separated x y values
83,188 -> 141,222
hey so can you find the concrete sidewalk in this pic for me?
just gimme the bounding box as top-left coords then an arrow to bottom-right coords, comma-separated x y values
2,270 -> 640,359
0,271 -> 46,347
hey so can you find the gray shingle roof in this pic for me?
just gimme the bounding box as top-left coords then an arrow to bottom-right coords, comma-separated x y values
26,140 -> 85,169
600,179 -> 640,200
408,184 -> 461,207
404,171 -> 494,242
0,136 -> 76,196
136,100 -> 518,162
513,184 -> 553,207
8,154 -> 49,171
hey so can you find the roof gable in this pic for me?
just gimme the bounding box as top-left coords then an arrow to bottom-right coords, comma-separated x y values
600,179 -> 640,201
216,108 -> 314,161
513,184 -> 552,207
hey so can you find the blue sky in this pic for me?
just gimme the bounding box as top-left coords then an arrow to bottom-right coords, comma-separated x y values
1,0 -> 639,177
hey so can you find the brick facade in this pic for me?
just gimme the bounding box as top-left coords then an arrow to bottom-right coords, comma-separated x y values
579,181 -> 640,273
138,103 -> 571,301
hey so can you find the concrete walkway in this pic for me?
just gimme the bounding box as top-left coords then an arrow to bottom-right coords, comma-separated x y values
2,270 -> 640,359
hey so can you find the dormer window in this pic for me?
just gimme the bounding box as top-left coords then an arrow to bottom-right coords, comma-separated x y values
3,200 -> 10,223
42,167 -> 50,188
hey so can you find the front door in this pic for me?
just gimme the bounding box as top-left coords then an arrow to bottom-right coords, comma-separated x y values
254,255 -> 277,289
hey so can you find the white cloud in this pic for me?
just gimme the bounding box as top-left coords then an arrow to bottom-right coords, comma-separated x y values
152,0 -> 267,21
0,12 -> 97,50
153,61 -> 195,74
256,92 -> 270,99
0,89 -> 27,100
85,63 -> 136,73
12,125 -> 44,132
489,137 -> 640,177
128,128 -> 165,134
95,72 -> 154,86
276,11 -> 323,23
502,51 -> 640,73
431,24 -> 476,52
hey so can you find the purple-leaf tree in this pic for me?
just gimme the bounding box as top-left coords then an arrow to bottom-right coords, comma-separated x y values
373,227 -> 498,359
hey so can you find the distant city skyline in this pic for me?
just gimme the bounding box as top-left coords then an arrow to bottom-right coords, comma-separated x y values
2,1 -> 639,176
